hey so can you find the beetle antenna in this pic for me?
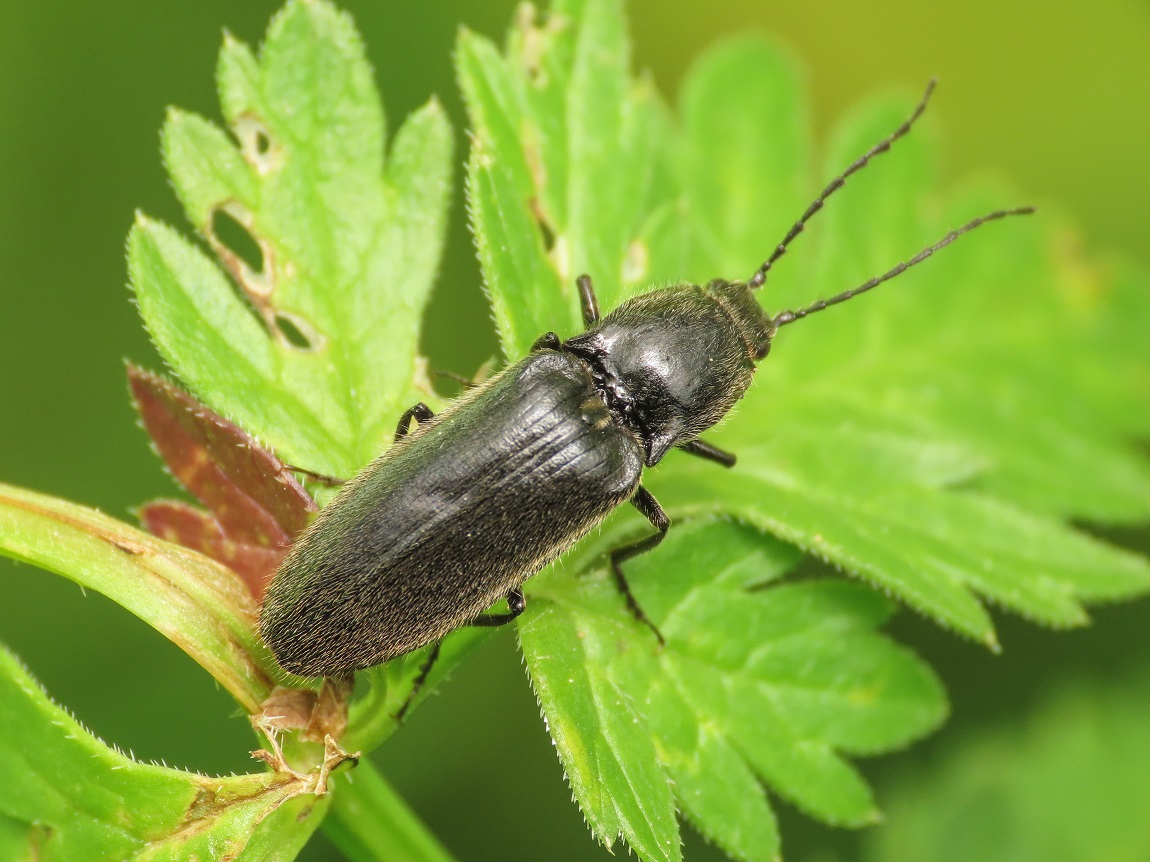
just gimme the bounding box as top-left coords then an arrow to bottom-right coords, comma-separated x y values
749,78 -> 937,290
770,206 -> 1036,328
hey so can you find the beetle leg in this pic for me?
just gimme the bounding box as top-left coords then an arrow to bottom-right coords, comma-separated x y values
395,641 -> 440,722
610,486 -> 669,646
470,586 -> 527,627
431,368 -> 476,389
395,586 -> 526,720
576,274 -> 600,326
394,402 -> 435,441
531,331 -> 561,351
283,464 -> 346,486
680,438 -> 737,468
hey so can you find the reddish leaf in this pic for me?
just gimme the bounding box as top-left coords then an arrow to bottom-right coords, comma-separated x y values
128,364 -> 317,596
139,500 -> 286,598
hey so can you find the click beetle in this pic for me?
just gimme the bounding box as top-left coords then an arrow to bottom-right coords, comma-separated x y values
260,80 -> 1032,680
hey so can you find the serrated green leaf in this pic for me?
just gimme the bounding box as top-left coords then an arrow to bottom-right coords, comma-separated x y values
457,27 -> 566,353
521,588 -> 681,862
455,5 -> 1150,855
660,44 -> 1150,639
134,0 -> 453,477
459,0 -> 675,359
661,455 -> 1150,641
0,482 -> 277,712
678,37 -> 810,283
521,520 -> 946,862
0,643 -> 326,861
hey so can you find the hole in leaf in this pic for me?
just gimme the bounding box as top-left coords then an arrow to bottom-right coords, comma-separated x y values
530,197 -> 557,252
211,208 -> 264,274
234,115 -> 279,174
275,314 -> 314,350
515,4 -> 552,84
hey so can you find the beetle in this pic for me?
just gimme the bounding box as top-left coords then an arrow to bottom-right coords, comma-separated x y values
259,80 -> 1032,681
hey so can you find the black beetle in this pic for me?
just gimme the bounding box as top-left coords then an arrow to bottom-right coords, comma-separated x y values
260,81 -> 1032,680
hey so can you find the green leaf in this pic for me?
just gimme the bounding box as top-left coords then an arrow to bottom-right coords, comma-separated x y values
865,675 -> 1150,862
457,27 -> 565,355
677,38 -> 810,283
132,0 -> 453,478
459,0 -> 675,359
460,2 -> 1150,653
461,6 -> 1150,857
524,585 -> 680,862
0,643 -> 327,860
0,482 -> 277,713
522,520 -> 946,862
659,450 -> 1150,643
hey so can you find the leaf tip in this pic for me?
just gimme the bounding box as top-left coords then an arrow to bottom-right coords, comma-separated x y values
455,23 -> 480,58
123,359 -> 148,389
418,94 -> 449,126
127,213 -> 159,263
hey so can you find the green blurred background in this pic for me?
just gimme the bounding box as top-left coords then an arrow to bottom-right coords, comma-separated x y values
1,2 -> 1148,860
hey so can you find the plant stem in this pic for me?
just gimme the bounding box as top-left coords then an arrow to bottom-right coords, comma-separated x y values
322,759 -> 455,862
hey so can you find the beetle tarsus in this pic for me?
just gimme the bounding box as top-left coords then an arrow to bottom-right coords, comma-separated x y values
395,641 -> 441,722
470,586 -> 527,627
680,438 -> 737,468
394,402 -> 435,441
610,486 -> 669,646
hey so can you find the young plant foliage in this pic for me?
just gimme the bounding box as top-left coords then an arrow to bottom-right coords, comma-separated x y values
458,0 -> 1150,856
131,0 -> 453,479
0,642 -> 328,860
523,520 -> 945,862
0,0 -> 1147,860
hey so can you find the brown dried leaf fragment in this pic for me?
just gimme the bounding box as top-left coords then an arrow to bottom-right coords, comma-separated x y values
258,677 -> 352,743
